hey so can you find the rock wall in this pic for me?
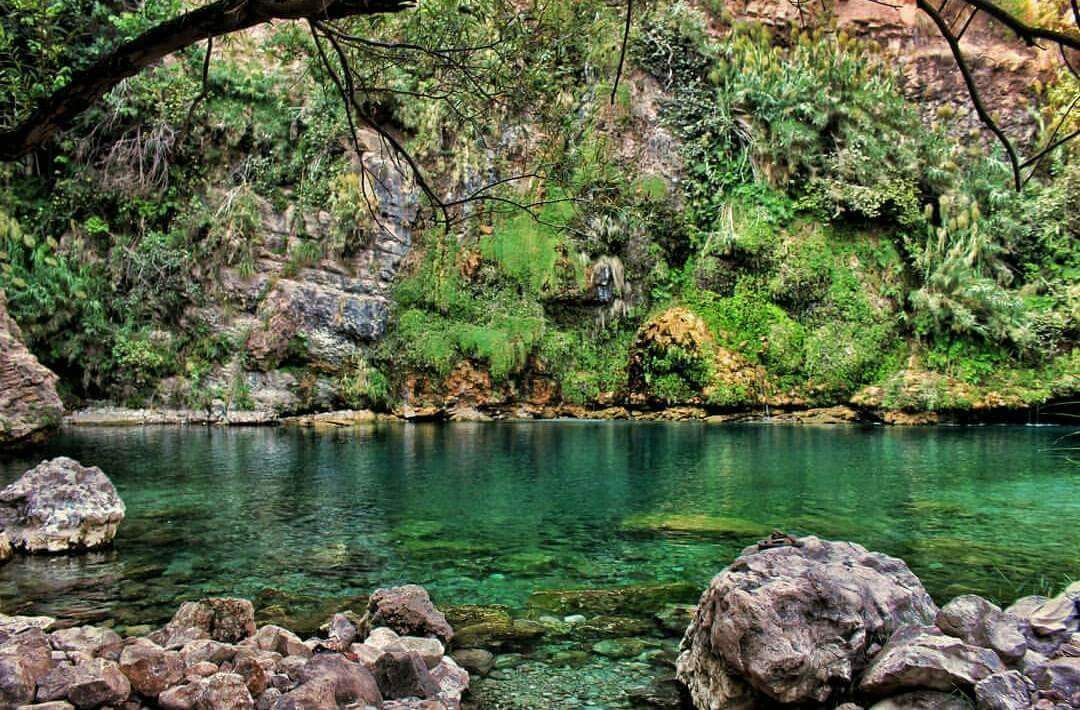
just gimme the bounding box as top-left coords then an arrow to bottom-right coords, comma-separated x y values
0,289 -> 63,447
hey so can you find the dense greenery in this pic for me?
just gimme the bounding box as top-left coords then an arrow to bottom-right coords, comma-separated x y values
0,0 -> 1075,413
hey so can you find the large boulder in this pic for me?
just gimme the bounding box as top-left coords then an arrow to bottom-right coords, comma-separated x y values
0,457 -> 125,553
0,626 -> 54,706
296,653 -> 381,706
859,624 -> 1005,696
153,598 -> 256,647
35,658 -> 131,707
0,290 -> 63,448
361,585 -> 453,646
676,535 -> 938,708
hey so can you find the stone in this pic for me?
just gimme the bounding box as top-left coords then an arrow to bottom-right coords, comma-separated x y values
0,655 -> 40,707
200,672 -> 255,709
187,662 -> 218,679
225,649 -> 271,697
1006,594 -> 1076,656
0,532 -> 11,564
180,639 -> 236,666
361,585 -> 453,645
451,619 -> 545,649
0,458 -> 125,553
428,657 -> 469,710
449,649 -> 494,676
397,636 -> 444,669
118,638 -> 184,697
296,653 -> 381,706
49,627 -> 122,659
860,624 -> 1005,696
867,690 -> 972,709
349,642 -> 385,670
158,682 -> 203,710
0,289 -> 63,447
255,687 -> 281,710
975,670 -> 1035,710
1027,656 -> 1079,707
372,650 -> 440,700
155,599 -> 256,647
36,658 -> 131,708
677,536 -> 938,708
250,626 -> 310,658
270,678 -> 336,710
528,582 -> 699,616
592,637 -> 651,659
936,595 -> 1027,665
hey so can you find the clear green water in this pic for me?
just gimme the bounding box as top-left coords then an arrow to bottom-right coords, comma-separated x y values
1,422 -> 1076,630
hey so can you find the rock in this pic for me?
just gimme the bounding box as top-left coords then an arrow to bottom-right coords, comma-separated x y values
187,661 -> 218,680
0,458 -> 125,553
200,672 -> 255,709
155,599 -> 256,647
1027,656 -> 1079,706
361,585 -> 453,646
1,627 -> 55,706
975,670 -> 1035,710
451,619 -> 545,649
36,658 -> 131,708
0,532 -> 11,564
677,536 -> 937,707
254,687 -> 281,710
118,638 -> 184,697
270,678 -> 336,710
936,595 -> 1027,665
592,637 -> 652,659
158,681 -> 203,710
372,651 -> 440,700
397,636 -> 444,669
365,626 -> 403,651
428,657 -> 469,710
867,690 -> 972,709
49,626 -> 122,659
579,614 -> 655,638
860,624 -> 1005,696
16,702 -> 76,710
528,582 -> 700,616
296,654 -> 381,706
449,649 -> 494,676
325,613 -> 357,650
180,639 -> 237,666
250,626 -> 310,658
0,289 -> 63,447
1027,595 -> 1077,638
225,649 -> 270,697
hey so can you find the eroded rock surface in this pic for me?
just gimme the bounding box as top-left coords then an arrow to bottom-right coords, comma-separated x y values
676,535 -> 937,707
0,457 -> 125,553
0,289 -> 63,448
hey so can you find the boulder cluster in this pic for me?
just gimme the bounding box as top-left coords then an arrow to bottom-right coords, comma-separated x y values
0,457 -> 125,556
677,534 -> 1079,710
0,586 -> 468,710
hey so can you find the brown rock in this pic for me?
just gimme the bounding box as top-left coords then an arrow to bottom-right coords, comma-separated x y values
155,599 -> 255,647
118,638 -> 184,697
199,672 -> 254,709
1,628 -> 56,706
975,670 -> 1036,710
936,594 -> 1027,665
0,289 -> 63,447
373,651 -> 440,701
250,626 -> 310,659
860,624 -> 1005,696
297,653 -> 381,706
362,586 -> 453,646
270,678 -> 336,710
676,536 -> 937,707
49,627 -> 122,660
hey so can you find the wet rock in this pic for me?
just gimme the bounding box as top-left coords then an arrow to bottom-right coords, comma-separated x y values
36,658 -> 131,707
975,670 -> 1035,710
0,458 -> 125,553
867,690 -> 972,709
450,649 -> 494,676
452,619 -> 545,650
593,638 -> 652,659
297,654 -> 381,706
373,650 -> 440,700
860,624 -> 1005,696
677,536 -> 937,707
0,289 -> 63,447
118,638 -> 184,697
625,676 -> 684,708
547,649 -> 590,668
936,595 -> 1027,665
578,615 -> 655,638
50,626 -> 122,660
361,585 -> 453,645
155,599 -> 256,647
528,582 -> 699,617
442,605 -> 511,630
270,677 -> 336,710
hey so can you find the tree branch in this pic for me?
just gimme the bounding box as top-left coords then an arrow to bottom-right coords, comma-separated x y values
0,0 -> 413,160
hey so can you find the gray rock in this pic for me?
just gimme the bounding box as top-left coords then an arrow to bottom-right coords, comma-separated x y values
250,626 -> 309,659
450,648 -> 494,676
860,624 -> 1005,696
1027,656 -> 1079,707
50,626 -> 122,659
676,535 -> 938,708
361,585 -> 453,646
372,650 -> 440,700
0,458 -> 124,553
868,690 -> 972,709
397,636 -> 444,669
35,658 -> 131,707
936,595 -> 1026,665
974,670 -> 1035,710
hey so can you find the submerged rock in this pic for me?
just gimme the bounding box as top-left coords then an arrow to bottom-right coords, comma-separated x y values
0,457 -> 125,553
0,289 -> 63,448
676,535 -> 937,708
527,582 -> 700,617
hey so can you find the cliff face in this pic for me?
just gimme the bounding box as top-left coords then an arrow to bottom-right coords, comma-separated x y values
0,290 -> 64,446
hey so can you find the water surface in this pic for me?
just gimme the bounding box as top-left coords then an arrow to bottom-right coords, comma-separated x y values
1,423 -> 1076,628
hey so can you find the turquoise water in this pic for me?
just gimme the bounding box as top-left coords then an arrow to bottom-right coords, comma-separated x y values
0,423 -> 1077,631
